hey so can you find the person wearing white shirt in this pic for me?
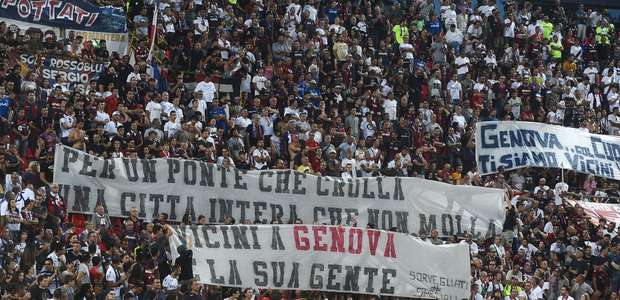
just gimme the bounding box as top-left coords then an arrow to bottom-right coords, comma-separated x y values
163,9 -> 176,33
163,266 -> 180,292
235,110 -> 253,132
399,43 -> 415,60
382,97 -> 397,121
360,114 -> 376,139
504,18 -> 515,39
441,4 -> 457,28
145,98 -> 163,123
252,69 -> 269,96
467,21 -> 483,40
586,87 -> 603,110
547,106 -> 561,125
259,110 -> 275,140
341,163 -> 355,179
489,237 -> 506,260
460,234 -> 479,257
583,63 -> 598,84
105,257 -> 124,299
477,0 -> 495,17
341,151 -> 357,175
455,55 -> 470,76
126,71 -> 140,83
160,92 -> 174,119
359,156 -> 377,177
447,75 -> 463,104
164,111 -> 182,139
451,106 -> 466,128
194,76 -> 216,103
94,102 -> 110,125
252,140 -> 271,170
17,186 -> 35,211
0,194 -> 10,218
554,181 -> 572,206
522,281 -> 543,300
557,286 -> 575,300
165,96 -> 184,124
445,25 -> 463,53
533,178 -> 550,195
518,240 -> 539,261
484,52 -> 497,68
190,95 -> 208,119
46,248 -> 65,270
608,108 -> 620,135
286,2 -> 302,23
59,108 -> 76,141
193,11 -> 209,36
104,113 -> 123,136
303,3 -> 317,22
608,86 -> 620,112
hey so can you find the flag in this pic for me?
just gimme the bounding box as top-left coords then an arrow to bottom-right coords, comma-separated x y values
146,0 -> 160,63
151,60 -> 161,91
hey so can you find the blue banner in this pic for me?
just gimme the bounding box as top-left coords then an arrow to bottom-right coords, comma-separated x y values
0,0 -> 127,33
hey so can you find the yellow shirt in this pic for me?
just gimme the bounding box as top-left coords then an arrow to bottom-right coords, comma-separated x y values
392,24 -> 409,45
541,21 -> 553,40
562,61 -> 577,74
550,41 -> 563,58
297,165 -> 312,173
596,26 -> 612,44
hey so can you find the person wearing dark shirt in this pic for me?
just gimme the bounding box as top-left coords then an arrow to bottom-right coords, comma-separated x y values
30,275 -> 52,300
570,250 -> 590,277
183,280 -> 204,300
175,245 -> 193,286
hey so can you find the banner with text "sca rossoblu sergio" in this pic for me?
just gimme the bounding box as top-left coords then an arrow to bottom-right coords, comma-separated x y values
476,121 -> 620,179
53,145 -> 505,239
0,0 -> 128,54
13,51 -> 107,84
169,224 -> 471,299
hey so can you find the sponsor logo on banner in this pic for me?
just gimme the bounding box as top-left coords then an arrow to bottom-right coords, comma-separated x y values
15,52 -> 107,84
53,145 -> 505,238
169,224 -> 471,299
476,121 -> 620,179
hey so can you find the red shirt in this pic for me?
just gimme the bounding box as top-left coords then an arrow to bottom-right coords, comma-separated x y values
89,267 -> 103,283
105,95 -> 119,115
309,155 -> 321,172
304,139 -> 319,152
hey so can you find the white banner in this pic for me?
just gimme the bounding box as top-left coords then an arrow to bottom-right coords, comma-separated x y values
53,145 -> 505,239
566,200 -> 620,227
476,121 -> 620,179
168,224 -> 471,299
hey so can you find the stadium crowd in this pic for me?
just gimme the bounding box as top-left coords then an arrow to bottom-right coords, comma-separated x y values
0,0 -> 620,299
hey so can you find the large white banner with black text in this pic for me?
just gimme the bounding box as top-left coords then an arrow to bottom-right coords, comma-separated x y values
169,224 -> 471,299
53,145 -> 505,238
476,121 -> 620,180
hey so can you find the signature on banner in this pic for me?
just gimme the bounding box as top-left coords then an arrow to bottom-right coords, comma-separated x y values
416,286 -> 441,297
